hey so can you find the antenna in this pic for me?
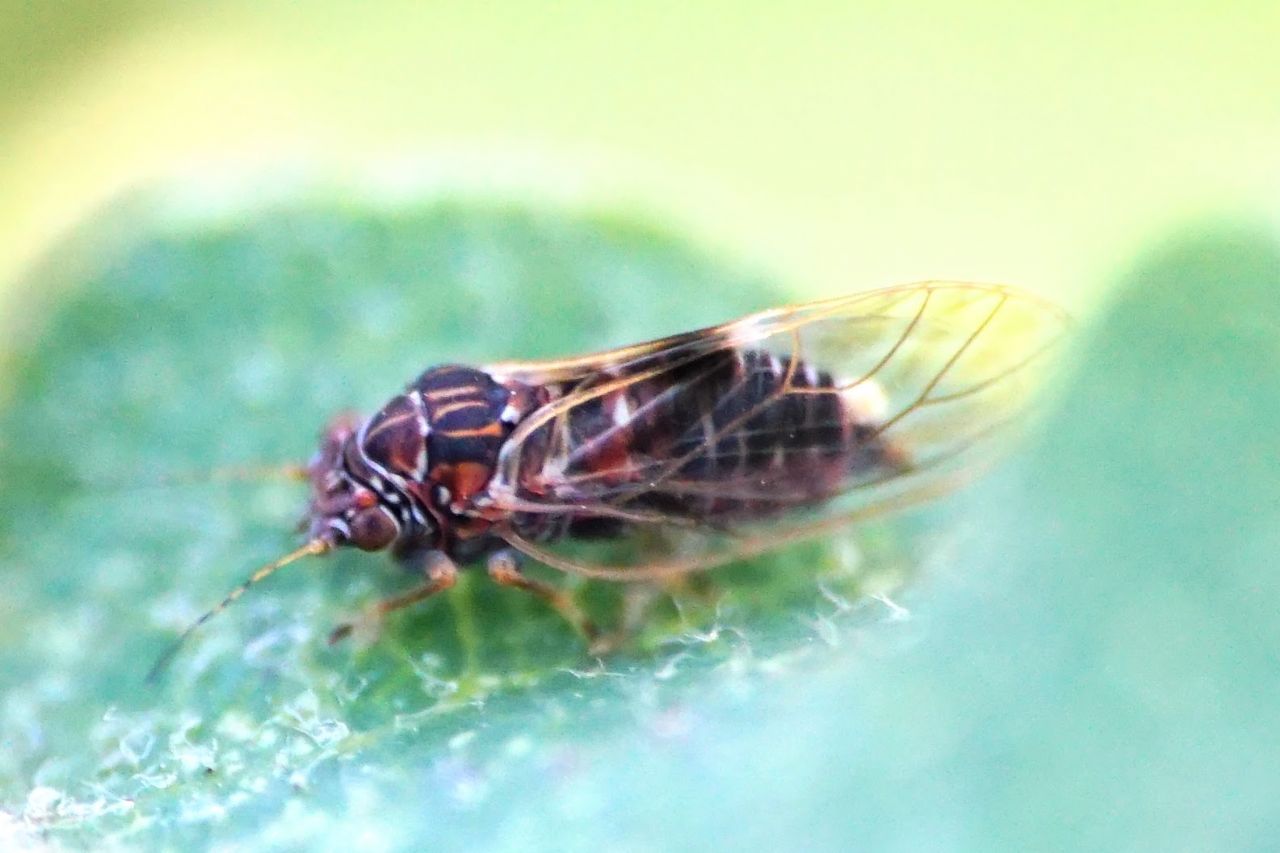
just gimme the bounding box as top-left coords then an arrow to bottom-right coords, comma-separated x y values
145,537 -> 332,683
167,463 -> 311,487
70,462 -> 311,495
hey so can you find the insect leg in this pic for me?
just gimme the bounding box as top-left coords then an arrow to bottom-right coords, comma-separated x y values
588,574 -> 718,657
328,551 -> 458,645
486,548 -> 601,647
579,585 -> 660,658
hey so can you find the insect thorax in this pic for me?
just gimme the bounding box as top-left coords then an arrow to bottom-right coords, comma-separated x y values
307,365 -> 537,553
314,347 -> 899,555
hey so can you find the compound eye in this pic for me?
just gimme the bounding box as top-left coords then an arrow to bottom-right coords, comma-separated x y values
348,506 -> 399,551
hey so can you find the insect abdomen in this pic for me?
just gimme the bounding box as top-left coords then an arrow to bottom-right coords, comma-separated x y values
515,348 -> 898,539
637,350 -> 889,517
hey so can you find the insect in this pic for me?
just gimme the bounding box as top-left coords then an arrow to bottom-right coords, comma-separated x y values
148,282 -> 1067,678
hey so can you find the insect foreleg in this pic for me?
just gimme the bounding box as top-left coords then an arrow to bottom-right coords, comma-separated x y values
327,550 -> 459,645
486,549 -> 600,647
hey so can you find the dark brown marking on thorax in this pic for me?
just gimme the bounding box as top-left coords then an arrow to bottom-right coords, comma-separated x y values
360,393 -> 427,480
413,365 -> 516,506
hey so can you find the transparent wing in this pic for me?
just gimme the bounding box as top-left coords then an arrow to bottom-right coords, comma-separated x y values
481,282 -> 1070,580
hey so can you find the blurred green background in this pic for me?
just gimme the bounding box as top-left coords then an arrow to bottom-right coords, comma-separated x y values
2,1 -> 1278,315
1,3 -> 1278,850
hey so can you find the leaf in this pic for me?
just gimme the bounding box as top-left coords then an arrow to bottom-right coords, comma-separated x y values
10,199 -> 1267,850
0,200 -> 918,846
461,226 -> 1280,851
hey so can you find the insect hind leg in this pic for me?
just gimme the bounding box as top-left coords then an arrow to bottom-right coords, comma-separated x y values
486,549 -> 601,648
328,551 -> 458,645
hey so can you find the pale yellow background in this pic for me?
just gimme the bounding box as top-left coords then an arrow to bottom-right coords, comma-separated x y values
2,2 -> 1278,315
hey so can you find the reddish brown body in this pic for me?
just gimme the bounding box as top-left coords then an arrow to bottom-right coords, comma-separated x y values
153,283 -> 1066,676
308,347 -> 891,566
496,347 -> 895,543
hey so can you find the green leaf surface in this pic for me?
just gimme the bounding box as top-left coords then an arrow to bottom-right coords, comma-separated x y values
0,202 -> 914,848
1,203 -> 1276,850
